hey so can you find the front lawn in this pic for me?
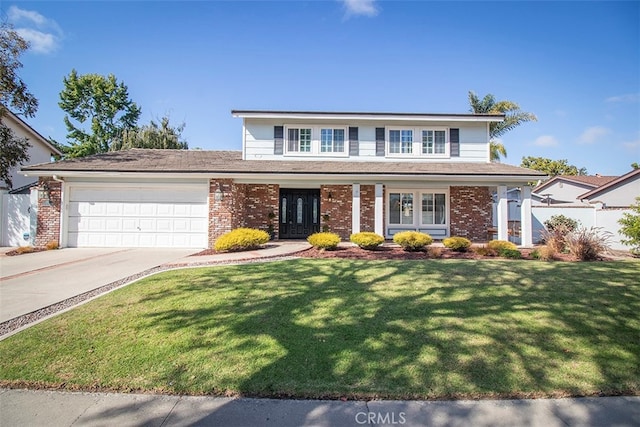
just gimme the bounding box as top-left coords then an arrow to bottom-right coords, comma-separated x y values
1,259 -> 638,399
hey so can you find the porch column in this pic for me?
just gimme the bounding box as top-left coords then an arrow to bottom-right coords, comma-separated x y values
374,183 -> 384,236
352,183 -> 360,234
497,185 -> 508,241
520,185 -> 533,247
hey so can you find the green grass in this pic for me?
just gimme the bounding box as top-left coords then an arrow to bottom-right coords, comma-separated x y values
1,259 -> 639,399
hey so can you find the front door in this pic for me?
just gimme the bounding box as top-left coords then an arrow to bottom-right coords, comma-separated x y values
279,189 -> 320,239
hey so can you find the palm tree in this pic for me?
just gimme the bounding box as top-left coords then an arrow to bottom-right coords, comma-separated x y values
468,91 -> 537,162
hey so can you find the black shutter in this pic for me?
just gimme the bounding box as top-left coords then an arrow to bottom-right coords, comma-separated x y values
349,127 -> 359,156
375,127 -> 385,156
450,128 -> 460,157
274,126 -> 284,155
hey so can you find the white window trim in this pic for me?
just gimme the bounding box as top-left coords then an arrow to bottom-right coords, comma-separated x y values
385,188 -> 450,236
283,125 -> 349,157
385,127 -> 451,158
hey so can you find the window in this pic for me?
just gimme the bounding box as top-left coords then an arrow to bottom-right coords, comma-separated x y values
421,193 -> 446,225
422,130 -> 446,154
320,128 -> 345,153
287,128 -> 312,152
389,192 -> 414,225
389,130 -> 413,154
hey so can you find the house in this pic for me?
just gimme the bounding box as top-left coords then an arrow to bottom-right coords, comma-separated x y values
533,175 -> 618,206
1,110 -> 63,246
21,110 -> 546,249
578,168 -> 640,208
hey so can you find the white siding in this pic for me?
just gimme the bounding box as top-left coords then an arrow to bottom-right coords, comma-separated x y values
537,180 -> 595,205
587,175 -> 640,207
243,118 -> 490,162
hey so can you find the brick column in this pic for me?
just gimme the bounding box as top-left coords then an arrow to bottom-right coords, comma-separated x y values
449,186 -> 493,242
208,179 -> 246,246
320,184 -> 352,239
35,178 -> 62,247
359,184 -> 376,232
245,184 -> 280,238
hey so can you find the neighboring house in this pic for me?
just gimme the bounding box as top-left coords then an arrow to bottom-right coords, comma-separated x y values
578,168 -> 640,208
532,175 -> 618,206
1,110 -> 63,246
21,110 -> 546,249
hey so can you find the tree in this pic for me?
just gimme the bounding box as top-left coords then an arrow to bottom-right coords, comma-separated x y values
632,162 -> 639,170
58,69 -> 141,158
0,22 -> 39,189
468,91 -> 537,162
618,197 -> 640,256
111,116 -> 188,151
521,156 -> 587,177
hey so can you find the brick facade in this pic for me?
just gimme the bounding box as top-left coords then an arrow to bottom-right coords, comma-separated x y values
35,178 -> 62,246
359,184 -> 376,232
320,184 -> 352,239
449,186 -> 493,241
244,184 -> 280,238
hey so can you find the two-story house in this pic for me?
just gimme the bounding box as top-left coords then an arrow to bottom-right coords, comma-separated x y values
22,110 -> 546,248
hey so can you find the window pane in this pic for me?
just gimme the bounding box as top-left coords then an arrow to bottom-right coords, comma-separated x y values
321,128 -> 331,152
434,130 -> 446,154
401,130 -> 413,153
422,130 -> 434,154
435,193 -> 446,224
401,193 -> 413,224
334,129 -> 344,152
313,198 -> 318,223
297,197 -> 303,223
281,198 -> 287,223
288,129 -> 299,152
389,130 -> 400,154
389,193 -> 401,224
300,129 -> 311,152
421,194 -> 434,224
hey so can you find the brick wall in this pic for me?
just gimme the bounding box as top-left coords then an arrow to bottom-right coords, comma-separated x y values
359,184 -> 376,232
35,178 -> 62,246
209,179 -> 245,246
320,184 -> 352,239
244,184 -> 280,238
450,186 -> 492,241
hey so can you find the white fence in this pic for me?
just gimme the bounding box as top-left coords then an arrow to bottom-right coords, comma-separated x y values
532,206 -> 631,250
1,192 -> 36,247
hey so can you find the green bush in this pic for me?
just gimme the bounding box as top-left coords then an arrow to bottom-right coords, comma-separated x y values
214,228 -> 270,252
443,236 -> 471,252
498,248 -> 522,259
544,215 -> 579,232
392,231 -> 433,251
618,197 -> 640,254
487,240 -> 517,252
350,232 -> 385,250
308,232 -> 341,250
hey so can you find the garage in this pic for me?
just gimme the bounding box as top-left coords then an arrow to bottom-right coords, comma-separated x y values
66,183 -> 208,248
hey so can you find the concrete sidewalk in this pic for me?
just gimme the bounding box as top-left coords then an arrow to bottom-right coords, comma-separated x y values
1,389 -> 638,427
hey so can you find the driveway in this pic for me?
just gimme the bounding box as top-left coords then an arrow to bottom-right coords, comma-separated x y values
0,248 -> 195,323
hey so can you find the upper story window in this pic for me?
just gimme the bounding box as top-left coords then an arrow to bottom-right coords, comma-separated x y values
320,128 -> 345,153
285,126 -> 348,156
387,127 -> 449,157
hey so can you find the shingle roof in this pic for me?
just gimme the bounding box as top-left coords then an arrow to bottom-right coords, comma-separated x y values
534,174 -> 618,192
578,168 -> 640,200
22,149 -> 546,177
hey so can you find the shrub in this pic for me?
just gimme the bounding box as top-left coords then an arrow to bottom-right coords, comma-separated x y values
487,240 -> 517,252
544,215 -> 579,233
392,231 -> 433,252
308,232 -> 341,250
541,228 -> 568,254
443,236 -> 471,252
45,240 -> 59,250
532,245 -> 556,261
350,232 -> 385,250
565,227 -> 612,261
618,197 -> 640,254
428,247 -> 443,258
214,228 -> 270,252
473,246 -> 495,257
498,248 -> 522,259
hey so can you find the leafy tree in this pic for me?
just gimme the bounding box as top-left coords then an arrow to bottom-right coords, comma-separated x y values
618,197 -> 640,256
468,91 -> 537,162
521,156 -> 587,177
0,22 -> 39,189
111,116 -> 188,151
58,69 -> 141,157
632,162 -> 639,170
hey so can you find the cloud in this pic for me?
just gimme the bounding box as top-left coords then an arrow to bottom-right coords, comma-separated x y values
341,0 -> 379,18
578,126 -> 611,144
533,135 -> 559,147
622,139 -> 640,151
7,6 -> 63,54
605,93 -> 640,103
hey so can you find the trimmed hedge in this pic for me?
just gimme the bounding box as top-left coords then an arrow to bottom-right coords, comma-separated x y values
350,232 -> 385,250
308,232 -> 341,250
214,228 -> 270,252
393,231 -> 433,252
487,240 -> 517,252
443,236 -> 471,252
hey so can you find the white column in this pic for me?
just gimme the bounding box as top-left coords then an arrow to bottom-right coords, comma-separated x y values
0,188 -> 8,246
497,185 -> 508,241
374,183 -> 384,236
520,186 -> 533,247
352,183 -> 360,234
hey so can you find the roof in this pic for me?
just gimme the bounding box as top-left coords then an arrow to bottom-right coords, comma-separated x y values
22,149 -> 546,179
579,168 -> 640,200
534,174 -> 618,193
231,110 -> 505,122
1,109 -> 63,156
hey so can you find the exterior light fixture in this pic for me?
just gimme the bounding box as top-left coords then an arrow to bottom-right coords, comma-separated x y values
39,182 -> 51,207
214,188 -> 223,202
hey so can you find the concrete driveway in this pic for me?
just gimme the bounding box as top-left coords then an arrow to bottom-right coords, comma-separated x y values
0,248 -> 196,323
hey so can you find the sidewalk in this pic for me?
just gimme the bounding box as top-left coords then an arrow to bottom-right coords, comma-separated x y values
1,389 -> 638,427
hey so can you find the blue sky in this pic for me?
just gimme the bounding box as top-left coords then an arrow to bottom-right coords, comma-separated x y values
4,0 -> 639,176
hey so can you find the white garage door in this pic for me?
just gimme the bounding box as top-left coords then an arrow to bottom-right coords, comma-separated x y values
67,184 -> 208,248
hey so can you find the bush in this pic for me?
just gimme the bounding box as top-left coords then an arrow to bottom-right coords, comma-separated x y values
350,232 -> 385,250
542,215 -> 580,254
618,197 -> 640,254
428,247 -> 443,258
531,245 -> 556,261
392,231 -> 433,252
45,240 -> 59,250
498,248 -> 522,259
214,228 -> 270,252
308,232 -> 341,250
443,236 -> 471,252
544,215 -> 579,232
487,240 -> 517,252
565,227 -> 612,261
473,246 -> 494,257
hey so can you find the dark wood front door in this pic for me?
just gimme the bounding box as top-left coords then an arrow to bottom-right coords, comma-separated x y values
279,189 -> 320,239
